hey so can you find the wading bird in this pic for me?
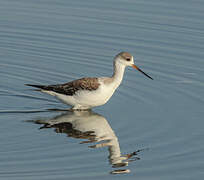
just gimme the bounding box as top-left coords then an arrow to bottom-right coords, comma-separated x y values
26,52 -> 153,110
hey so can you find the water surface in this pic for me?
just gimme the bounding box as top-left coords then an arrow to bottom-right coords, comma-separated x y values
0,0 -> 204,179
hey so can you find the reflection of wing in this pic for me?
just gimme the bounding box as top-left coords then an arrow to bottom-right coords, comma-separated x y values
31,111 -> 140,174
40,121 -> 96,140
25,77 -> 100,96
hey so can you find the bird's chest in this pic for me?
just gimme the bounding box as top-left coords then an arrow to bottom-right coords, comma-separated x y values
98,83 -> 117,101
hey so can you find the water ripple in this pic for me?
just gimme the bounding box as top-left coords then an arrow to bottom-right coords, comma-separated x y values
1,0 -> 204,179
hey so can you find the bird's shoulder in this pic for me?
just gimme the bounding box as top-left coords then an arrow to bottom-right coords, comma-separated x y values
99,77 -> 114,85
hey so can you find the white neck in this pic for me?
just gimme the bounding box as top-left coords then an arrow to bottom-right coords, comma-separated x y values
111,61 -> 126,88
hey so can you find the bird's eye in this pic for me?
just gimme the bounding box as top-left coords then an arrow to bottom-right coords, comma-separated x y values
126,58 -> 131,61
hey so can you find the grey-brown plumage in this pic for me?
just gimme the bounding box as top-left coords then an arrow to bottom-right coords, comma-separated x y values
25,77 -> 100,96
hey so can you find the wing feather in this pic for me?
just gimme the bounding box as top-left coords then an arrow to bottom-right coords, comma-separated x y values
26,78 -> 100,96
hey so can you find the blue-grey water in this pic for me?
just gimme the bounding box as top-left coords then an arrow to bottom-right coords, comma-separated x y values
0,0 -> 204,179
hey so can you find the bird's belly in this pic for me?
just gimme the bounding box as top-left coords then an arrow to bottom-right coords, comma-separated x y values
74,85 -> 115,107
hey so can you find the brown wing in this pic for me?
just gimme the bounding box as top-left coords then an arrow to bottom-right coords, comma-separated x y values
26,77 -> 100,96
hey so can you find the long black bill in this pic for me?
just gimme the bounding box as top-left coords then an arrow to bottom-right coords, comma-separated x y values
132,64 -> 153,80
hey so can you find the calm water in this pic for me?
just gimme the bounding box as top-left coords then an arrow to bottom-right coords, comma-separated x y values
0,0 -> 204,179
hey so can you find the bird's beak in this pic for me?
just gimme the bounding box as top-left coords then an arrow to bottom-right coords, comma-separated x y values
132,64 -> 153,80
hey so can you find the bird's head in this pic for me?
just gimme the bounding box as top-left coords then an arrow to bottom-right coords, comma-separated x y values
115,52 -> 153,80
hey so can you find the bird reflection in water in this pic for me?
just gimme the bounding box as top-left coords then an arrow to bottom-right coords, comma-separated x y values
31,110 -> 142,174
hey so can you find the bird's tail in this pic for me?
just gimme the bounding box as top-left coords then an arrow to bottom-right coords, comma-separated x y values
25,84 -> 47,89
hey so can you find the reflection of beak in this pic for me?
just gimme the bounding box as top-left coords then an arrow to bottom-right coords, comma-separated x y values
132,64 -> 153,80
